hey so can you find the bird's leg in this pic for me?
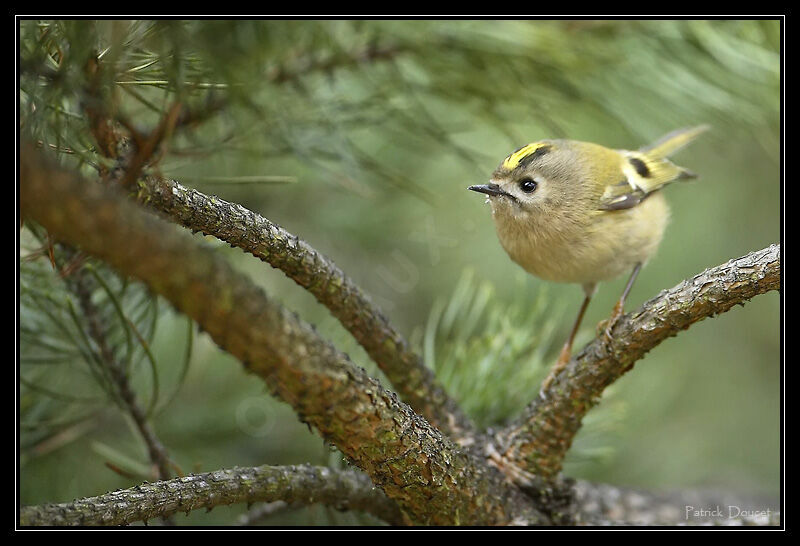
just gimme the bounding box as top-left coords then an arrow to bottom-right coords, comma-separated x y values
541,285 -> 595,391
598,262 -> 642,344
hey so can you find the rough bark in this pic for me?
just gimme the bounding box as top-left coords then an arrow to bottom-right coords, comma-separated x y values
19,466 -> 780,527
20,142 -> 545,526
82,57 -> 472,443
134,174 -> 474,442
495,244 -> 781,479
19,465 -> 403,526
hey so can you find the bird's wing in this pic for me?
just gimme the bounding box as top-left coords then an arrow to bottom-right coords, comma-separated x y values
598,126 -> 707,211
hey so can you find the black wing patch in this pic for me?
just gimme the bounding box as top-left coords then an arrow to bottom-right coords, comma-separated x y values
628,157 -> 650,178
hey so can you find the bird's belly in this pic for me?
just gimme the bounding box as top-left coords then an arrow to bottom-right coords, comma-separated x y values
500,235 -> 630,284
494,196 -> 669,285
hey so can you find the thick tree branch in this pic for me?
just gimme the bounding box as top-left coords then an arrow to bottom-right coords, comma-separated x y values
20,143 -> 545,526
19,465 -> 779,527
494,244 -> 781,479
134,174 -> 474,442
19,464 -> 403,526
81,57 -> 473,442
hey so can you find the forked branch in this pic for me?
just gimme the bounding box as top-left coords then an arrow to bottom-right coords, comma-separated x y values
494,244 -> 781,479
20,142 -> 544,526
135,174 -> 474,441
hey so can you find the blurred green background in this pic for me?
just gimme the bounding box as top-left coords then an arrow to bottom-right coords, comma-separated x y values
19,19 -> 780,525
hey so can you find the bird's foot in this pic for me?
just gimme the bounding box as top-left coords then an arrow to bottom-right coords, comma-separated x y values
596,300 -> 625,346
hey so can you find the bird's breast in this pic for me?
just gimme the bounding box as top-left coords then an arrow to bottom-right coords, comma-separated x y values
491,195 -> 669,285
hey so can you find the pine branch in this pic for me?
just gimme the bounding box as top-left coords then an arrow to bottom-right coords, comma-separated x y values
20,142 -> 546,526
266,42 -> 408,84
65,265 -> 173,482
493,244 -> 781,479
134,174 -> 475,442
19,464 -> 403,526
19,464 -> 780,527
81,54 -> 475,442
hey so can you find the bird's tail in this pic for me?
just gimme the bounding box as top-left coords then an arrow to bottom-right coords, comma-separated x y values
639,125 -> 710,160
615,125 -> 709,197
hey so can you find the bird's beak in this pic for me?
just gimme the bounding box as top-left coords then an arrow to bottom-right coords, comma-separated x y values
468,183 -> 509,198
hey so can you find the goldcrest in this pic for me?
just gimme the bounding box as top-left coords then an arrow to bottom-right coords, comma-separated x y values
468,126 -> 707,386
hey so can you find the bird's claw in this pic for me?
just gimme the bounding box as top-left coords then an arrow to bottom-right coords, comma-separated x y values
597,301 -> 625,346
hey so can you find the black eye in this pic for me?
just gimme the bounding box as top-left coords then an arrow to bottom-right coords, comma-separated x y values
519,178 -> 538,193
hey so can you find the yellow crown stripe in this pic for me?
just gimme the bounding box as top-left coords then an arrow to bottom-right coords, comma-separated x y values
502,142 -> 548,170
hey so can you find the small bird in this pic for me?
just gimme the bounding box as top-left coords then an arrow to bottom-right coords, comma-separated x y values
468,126 -> 707,389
